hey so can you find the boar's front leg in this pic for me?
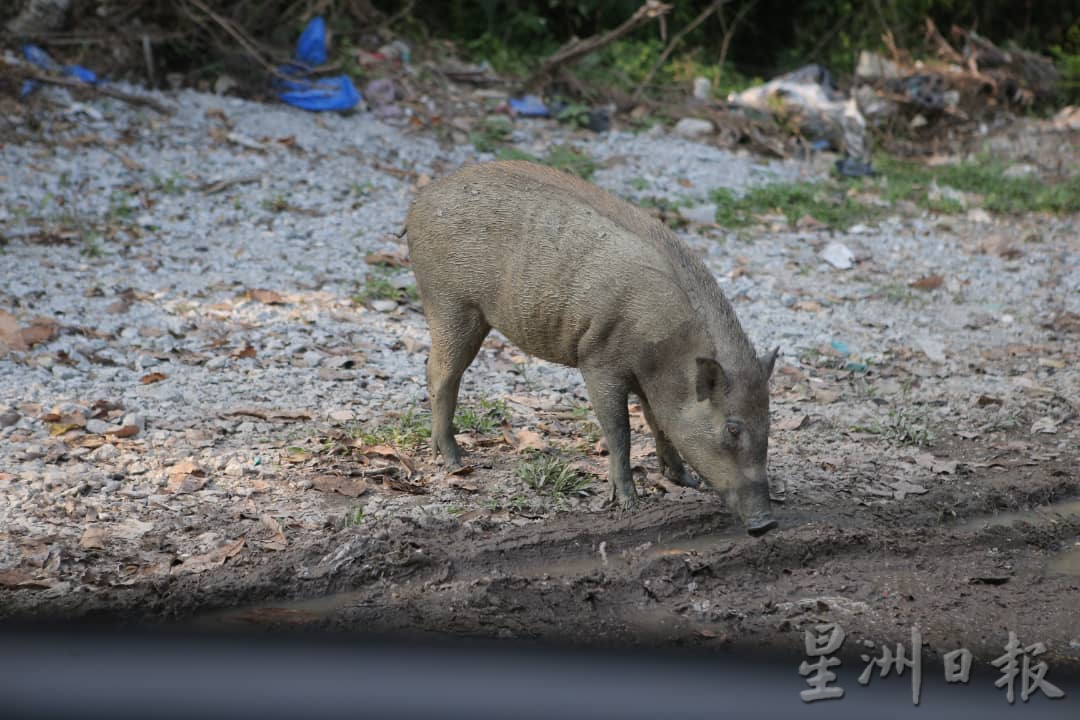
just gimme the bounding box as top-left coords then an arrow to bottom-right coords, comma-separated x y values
639,396 -> 700,488
425,308 -> 490,467
582,368 -> 638,509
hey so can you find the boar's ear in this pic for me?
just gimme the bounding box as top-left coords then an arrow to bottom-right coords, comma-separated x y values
695,357 -> 728,402
760,346 -> 780,379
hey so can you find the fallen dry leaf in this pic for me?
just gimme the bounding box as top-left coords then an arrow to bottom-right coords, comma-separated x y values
0,309 -> 27,353
79,526 -> 108,550
914,452 -> 958,474
20,318 -> 58,347
776,414 -> 808,431
225,407 -> 311,421
259,515 -> 287,551
513,429 -> 547,453
109,425 -> 140,438
909,274 -> 944,291
248,288 -> 285,305
171,538 -> 245,576
140,372 -> 168,384
49,423 -> 82,436
310,475 -> 367,498
364,249 -> 410,268
0,568 -> 52,589
232,344 -> 257,359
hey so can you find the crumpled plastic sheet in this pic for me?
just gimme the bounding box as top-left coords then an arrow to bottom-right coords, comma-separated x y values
277,16 -> 361,112
508,94 -> 550,117
20,44 -> 98,96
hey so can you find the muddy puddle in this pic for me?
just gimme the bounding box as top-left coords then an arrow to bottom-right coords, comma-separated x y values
1049,544 -> 1080,577
193,526 -> 752,631
954,498 -> 1080,531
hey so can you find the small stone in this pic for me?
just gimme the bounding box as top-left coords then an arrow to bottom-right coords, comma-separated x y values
1002,163 -> 1037,178
679,203 -> 718,225
126,461 -> 150,475
122,413 -> 146,433
781,294 -> 796,308
672,117 -> 715,138
371,299 -> 398,313
329,409 -> 355,422
820,241 -> 855,270
224,459 -> 247,477
102,479 -> 121,494
207,356 -> 229,370
302,351 -> 323,367
0,411 -> 19,428
86,419 -> 115,435
23,444 -> 46,460
90,443 -> 121,462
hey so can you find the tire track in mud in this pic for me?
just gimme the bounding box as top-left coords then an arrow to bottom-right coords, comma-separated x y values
4,453 -> 1078,668
182,475 -> 1080,665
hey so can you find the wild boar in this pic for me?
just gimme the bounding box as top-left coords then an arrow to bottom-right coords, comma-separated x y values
404,160 -> 779,536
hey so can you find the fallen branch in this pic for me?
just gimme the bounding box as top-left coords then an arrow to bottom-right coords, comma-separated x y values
632,0 -> 731,101
3,60 -> 175,115
525,0 -> 672,90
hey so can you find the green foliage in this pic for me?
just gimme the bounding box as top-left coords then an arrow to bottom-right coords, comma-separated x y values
869,155 -> 1080,214
517,454 -> 593,497
455,397 -> 510,434
711,182 -> 871,229
494,144 -> 597,179
353,269 -> 419,305
352,408 -> 431,448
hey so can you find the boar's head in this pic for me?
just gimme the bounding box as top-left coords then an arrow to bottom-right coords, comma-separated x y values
676,346 -> 779,536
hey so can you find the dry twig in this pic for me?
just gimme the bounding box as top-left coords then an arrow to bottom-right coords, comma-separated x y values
525,0 -> 672,90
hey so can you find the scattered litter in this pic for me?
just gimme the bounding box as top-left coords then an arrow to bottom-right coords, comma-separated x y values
820,241 -> 854,270
20,43 -> 97,96
277,17 -> 362,112
508,94 -> 550,118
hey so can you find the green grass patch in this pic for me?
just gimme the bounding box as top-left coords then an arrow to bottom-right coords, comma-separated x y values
517,454 -> 592,498
711,182 -> 873,229
868,155 -> 1080,214
352,408 -> 431,448
495,144 -> 597,180
455,397 -> 510,434
352,269 -> 419,305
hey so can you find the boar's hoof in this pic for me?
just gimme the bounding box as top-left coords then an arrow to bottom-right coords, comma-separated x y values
746,513 -> 778,537
665,468 -> 700,488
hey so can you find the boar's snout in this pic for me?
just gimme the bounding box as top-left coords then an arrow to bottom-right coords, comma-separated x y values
745,511 -> 778,536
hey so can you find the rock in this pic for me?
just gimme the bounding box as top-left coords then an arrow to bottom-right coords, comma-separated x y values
679,203 -> 718,225
86,419 -> 115,435
224,459 -> 247,477
206,356 -> 229,370
371,299 -> 398,313
820,241 -> 855,270
692,77 -> 711,100
329,409 -> 355,422
1003,163 -> 1038,179
102,479 -> 121,494
126,461 -> 150,475
23,444 -> 46,460
855,51 -> 901,80
90,443 -> 121,462
967,208 -> 992,224
0,411 -> 20,428
302,351 -> 323,367
672,118 -> 715,139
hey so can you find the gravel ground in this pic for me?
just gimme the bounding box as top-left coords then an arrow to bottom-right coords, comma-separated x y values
1,82 -> 1078,661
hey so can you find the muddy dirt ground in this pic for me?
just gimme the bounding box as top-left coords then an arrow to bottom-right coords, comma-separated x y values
0,80 -> 1078,686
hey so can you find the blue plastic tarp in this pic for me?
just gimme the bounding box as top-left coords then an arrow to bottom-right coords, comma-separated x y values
20,44 -> 98,96
277,17 -> 361,112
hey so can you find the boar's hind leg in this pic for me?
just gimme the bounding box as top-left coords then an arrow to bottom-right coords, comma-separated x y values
426,308 -> 490,467
582,369 -> 638,509
639,396 -> 700,488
